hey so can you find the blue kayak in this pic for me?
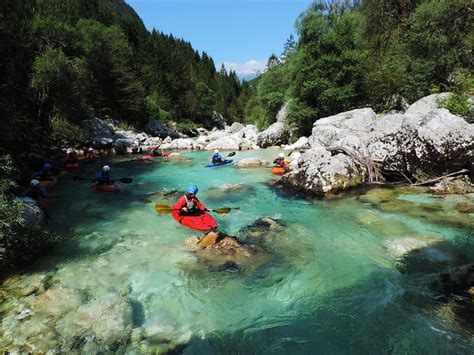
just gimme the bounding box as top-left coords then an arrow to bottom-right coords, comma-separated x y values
205,159 -> 233,167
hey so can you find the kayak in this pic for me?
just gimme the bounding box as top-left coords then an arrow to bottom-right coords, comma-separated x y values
271,166 -> 287,175
171,210 -> 218,231
142,153 -> 171,159
64,163 -> 80,168
38,197 -> 55,209
205,159 -> 233,168
38,177 -> 57,190
92,183 -> 121,192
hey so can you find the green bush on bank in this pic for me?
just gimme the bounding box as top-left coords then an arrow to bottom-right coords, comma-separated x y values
0,155 -> 58,272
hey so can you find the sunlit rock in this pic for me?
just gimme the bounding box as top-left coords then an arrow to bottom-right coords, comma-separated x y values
383,236 -> 439,259
56,293 -> 133,349
234,157 -> 267,167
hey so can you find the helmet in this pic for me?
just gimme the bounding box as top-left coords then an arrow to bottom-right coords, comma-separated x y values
102,165 -> 110,172
187,184 -> 198,194
66,148 -> 72,154
30,179 -> 40,187
278,153 -> 284,158
214,149 -> 219,153
43,163 -> 53,169
88,147 -> 94,152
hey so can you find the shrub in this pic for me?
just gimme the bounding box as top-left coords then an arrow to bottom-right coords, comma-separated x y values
0,154 -> 58,271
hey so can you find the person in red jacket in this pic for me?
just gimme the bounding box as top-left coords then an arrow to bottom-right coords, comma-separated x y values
173,184 -> 213,215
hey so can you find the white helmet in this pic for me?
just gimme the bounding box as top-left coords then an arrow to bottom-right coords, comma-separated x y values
214,149 -> 219,153
102,165 -> 110,172
66,148 -> 72,154
30,179 -> 40,187
88,147 -> 94,151
279,153 -> 284,158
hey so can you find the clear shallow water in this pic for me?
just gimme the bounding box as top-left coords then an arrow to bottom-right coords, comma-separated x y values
1,150 -> 473,353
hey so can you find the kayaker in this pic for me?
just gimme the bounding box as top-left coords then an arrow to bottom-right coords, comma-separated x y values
173,184 -> 213,215
211,149 -> 223,164
32,163 -> 55,181
273,153 -> 289,168
150,145 -> 164,157
64,149 -> 78,165
86,147 -> 98,159
18,179 -> 48,200
93,165 -> 113,185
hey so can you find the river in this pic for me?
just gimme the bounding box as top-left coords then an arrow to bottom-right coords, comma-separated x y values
1,149 -> 473,353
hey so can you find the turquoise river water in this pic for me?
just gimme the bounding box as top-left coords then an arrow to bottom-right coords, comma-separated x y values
1,149 -> 473,353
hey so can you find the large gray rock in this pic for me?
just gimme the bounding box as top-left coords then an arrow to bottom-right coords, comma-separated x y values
91,137 -> 114,149
280,146 -> 366,197
211,112 -> 227,130
234,158 -> 267,168
276,102 -> 288,123
82,117 -> 115,139
284,136 -> 310,150
18,197 -> 45,227
205,136 -> 243,150
114,138 -> 136,154
169,138 -> 201,150
145,120 -> 180,139
225,122 -> 244,134
405,93 -> 452,116
281,95 -> 473,197
256,122 -> 289,148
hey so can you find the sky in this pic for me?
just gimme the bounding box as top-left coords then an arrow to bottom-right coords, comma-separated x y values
126,0 -> 314,79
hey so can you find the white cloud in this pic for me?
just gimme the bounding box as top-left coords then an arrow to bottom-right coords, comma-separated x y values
222,60 -> 266,77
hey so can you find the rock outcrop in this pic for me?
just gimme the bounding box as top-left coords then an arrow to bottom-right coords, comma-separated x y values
281,95 -> 473,197
145,120 -> 180,139
256,121 -> 289,148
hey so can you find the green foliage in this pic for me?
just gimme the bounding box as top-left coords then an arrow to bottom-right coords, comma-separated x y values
0,154 -> 58,270
440,94 -> 473,123
116,120 -> 138,132
50,114 -> 88,145
440,71 -> 474,122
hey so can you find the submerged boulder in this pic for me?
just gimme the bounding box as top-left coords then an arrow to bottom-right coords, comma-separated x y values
185,231 -> 271,271
429,176 -> 472,195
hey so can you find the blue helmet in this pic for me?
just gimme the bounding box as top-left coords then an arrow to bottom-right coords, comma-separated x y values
43,163 -> 53,169
187,184 -> 198,194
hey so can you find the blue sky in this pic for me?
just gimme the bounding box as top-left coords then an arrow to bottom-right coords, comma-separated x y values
126,0 -> 314,78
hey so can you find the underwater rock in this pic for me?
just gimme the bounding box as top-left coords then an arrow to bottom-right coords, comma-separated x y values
56,293 -> 133,350
383,236 -> 439,259
27,286 -> 82,316
435,263 -> 474,297
208,261 -> 241,273
185,231 -> 271,271
456,201 -> 474,213
429,176 -> 472,195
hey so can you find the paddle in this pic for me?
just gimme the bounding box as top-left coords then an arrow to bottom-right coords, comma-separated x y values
73,176 -> 133,183
226,151 -> 236,158
155,204 -> 232,214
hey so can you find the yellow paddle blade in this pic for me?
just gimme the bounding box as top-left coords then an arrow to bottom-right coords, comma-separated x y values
155,204 -> 173,214
214,207 -> 231,214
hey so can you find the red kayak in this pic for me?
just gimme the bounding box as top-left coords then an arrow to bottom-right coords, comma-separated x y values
271,166 -> 287,175
64,163 -> 80,168
171,210 -> 218,231
92,184 -> 121,192
39,177 -> 58,190
38,197 -> 55,209
142,153 -> 171,159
